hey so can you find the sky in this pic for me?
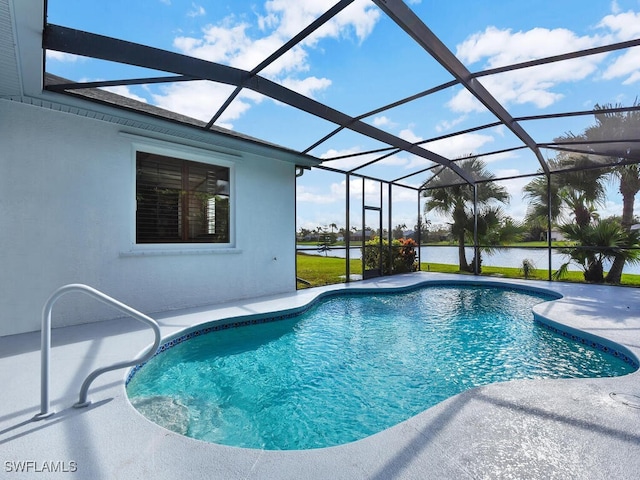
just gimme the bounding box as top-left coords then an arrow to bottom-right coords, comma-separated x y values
46,0 -> 640,233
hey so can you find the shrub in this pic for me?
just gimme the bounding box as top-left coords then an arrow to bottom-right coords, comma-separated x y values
520,258 -> 536,279
362,237 -> 417,274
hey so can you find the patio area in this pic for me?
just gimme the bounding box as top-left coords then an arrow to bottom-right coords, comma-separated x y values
1,273 -> 639,479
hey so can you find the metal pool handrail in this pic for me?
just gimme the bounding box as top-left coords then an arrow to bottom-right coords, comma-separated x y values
33,284 -> 161,420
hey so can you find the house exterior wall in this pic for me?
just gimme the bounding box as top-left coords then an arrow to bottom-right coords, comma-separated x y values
0,99 -> 296,337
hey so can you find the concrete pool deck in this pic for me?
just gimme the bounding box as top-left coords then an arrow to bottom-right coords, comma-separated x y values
1,273 -> 639,479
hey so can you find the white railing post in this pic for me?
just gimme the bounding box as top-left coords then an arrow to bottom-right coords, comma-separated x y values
33,301 -> 55,420
33,284 -> 161,421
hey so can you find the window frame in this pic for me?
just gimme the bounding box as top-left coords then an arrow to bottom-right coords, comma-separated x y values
127,137 -> 237,254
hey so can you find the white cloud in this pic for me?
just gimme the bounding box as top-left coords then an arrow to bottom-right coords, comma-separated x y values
391,185 -> 420,204
600,198 -> 625,219
492,125 -> 506,137
280,76 -> 332,98
187,3 -> 206,18
151,81 -> 252,127
373,115 -> 394,127
457,26 -> 602,68
297,175 -> 422,231
64,77 -> 149,104
621,71 -> 640,85
598,10 -> 640,40
402,131 -> 496,172
447,57 -> 599,113
611,1 -> 621,14
103,85 -> 148,104
316,145 -> 412,179
492,168 -> 520,179
319,147 -> 362,160
402,157 -> 442,173
399,127 -> 423,143
158,0 -> 380,123
602,48 -> 640,84
483,170 -> 530,220
302,0 -> 381,46
481,150 -> 520,163
177,1 -> 379,71
435,115 -> 467,132
451,25 -> 608,113
390,126 -> 498,171
174,21 -> 254,66
422,132 -> 494,159
46,51 -> 83,63
375,154 -> 412,168
296,176 -> 380,205
598,10 -> 640,84
256,0 -> 378,44
296,184 -> 340,204
446,90 -> 485,113
449,7 -> 640,114
319,147 -> 392,171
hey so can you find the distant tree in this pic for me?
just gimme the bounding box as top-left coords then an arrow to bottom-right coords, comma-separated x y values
316,227 -> 335,256
392,223 -> 407,240
297,227 -> 312,241
412,216 -> 429,242
521,216 -> 546,242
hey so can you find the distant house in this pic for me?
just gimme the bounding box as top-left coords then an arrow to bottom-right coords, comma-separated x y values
549,229 -> 567,242
0,1 -> 319,337
350,230 -> 374,242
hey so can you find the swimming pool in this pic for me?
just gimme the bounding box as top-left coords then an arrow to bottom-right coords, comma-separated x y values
126,283 -> 636,450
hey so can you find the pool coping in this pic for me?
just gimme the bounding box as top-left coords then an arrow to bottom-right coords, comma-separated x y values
2,272 -> 640,479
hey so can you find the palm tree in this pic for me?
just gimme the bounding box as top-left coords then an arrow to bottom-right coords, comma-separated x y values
523,158 -> 562,230
523,153 -> 607,233
524,149 -> 612,281
467,207 -> 524,272
554,217 -> 640,283
583,102 -> 640,283
422,157 -> 509,272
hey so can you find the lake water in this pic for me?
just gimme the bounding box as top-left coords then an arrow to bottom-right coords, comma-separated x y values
298,245 -> 640,275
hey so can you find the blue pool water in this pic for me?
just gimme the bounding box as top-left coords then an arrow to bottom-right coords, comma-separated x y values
126,285 -> 636,450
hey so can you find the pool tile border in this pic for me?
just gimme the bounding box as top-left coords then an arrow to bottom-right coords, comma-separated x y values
125,308 -> 305,384
126,281 -> 637,385
535,321 -> 638,368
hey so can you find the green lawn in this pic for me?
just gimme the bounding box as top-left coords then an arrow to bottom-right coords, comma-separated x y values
296,253 -> 361,288
297,253 -> 640,288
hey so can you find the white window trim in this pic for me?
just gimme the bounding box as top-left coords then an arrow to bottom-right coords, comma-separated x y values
121,134 -> 238,256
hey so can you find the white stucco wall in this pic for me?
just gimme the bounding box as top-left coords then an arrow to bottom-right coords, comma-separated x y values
0,99 -> 297,337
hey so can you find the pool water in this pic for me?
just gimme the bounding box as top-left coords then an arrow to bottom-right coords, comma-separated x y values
126,285 -> 635,450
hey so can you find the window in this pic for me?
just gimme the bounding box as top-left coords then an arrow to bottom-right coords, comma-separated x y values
136,151 -> 230,244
